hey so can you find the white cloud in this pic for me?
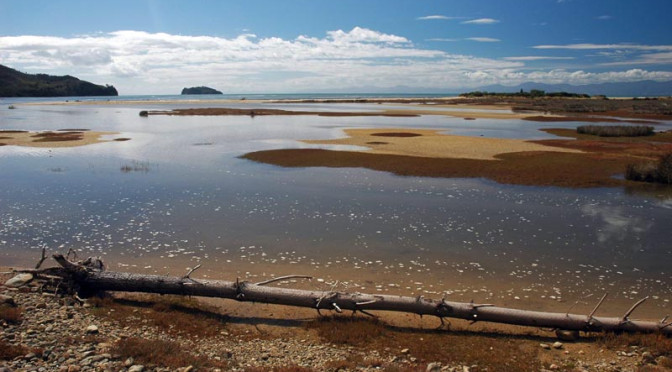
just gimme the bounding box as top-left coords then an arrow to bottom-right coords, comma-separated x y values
596,15 -> 612,20
462,18 -> 500,25
534,43 -> 672,51
503,56 -> 575,61
426,38 -> 459,42
416,15 -> 462,21
1,29 -> 671,94
466,37 -> 501,43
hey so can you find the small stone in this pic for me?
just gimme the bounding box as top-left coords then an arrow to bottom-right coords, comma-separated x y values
552,341 -> 563,349
85,325 -> 99,334
641,351 -> 654,363
67,366 -> 80,372
540,343 -> 551,350
4,273 -> 33,288
426,362 -> 441,372
0,294 -> 16,306
183,367 -> 194,372
124,358 -> 134,367
555,329 -> 580,341
128,365 -> 144,372
549,364 -> 559,370
401,348 -> 410,354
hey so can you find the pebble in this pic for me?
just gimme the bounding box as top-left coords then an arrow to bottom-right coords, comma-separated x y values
401,348 -> 410,354
85,325 -> 99,334
540,343 -> 551,350
552,341 -> 563,349
128,365 -> 145,372
555,329 -> 579,341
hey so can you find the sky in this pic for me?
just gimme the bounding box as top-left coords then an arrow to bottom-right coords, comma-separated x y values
1,0 -> 671,94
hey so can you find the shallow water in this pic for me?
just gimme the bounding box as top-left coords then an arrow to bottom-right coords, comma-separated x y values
1,101 -> 671,316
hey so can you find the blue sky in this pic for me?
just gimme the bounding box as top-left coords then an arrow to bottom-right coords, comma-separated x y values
1,0 -> 671,94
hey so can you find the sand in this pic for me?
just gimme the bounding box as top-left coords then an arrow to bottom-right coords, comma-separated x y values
303,128 -> 582,160
0,130 -> 118,148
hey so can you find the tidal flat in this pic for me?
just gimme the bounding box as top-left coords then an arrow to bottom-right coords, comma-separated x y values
1,98 -> 672,319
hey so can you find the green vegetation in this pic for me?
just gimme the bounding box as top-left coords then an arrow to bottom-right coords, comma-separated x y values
626,153 -> 672,184
0,64 -> 117,97
577,125 -> 655,137
460,89 -> 590,98
181,86 -> 223,95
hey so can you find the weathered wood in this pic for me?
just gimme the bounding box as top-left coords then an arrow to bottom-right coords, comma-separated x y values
45,254 -> 671,336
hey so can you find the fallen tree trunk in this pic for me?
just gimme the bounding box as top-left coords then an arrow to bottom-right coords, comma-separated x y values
11,254 -> 672,337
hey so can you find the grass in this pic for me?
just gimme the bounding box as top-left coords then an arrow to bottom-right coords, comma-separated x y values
31,131 -> 84,142
307,316 -> 540,371
597,332 -> 672,358
577,125 -> 654,137
0,304 -> 22,324
0,340 -> 29,360
243,367 -> 315,372
113,337 -> 226,369
626,153 -> 672,184
87,294 -> 228,338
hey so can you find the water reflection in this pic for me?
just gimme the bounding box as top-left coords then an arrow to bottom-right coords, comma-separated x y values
1,102 -> 671,314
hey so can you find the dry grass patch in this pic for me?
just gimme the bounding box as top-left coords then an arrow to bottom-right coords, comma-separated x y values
243,366 -> 315,372
0,304 -> 22,324
0,340 -> 29,360
31,131 -> 84,142
88,294 -> 228,338
598,332 -> 672,358
113,337 -> 226,369
307,316 -> 540,371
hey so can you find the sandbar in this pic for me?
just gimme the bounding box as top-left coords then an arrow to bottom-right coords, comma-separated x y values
303,128 -> 582,160
0,130 -> 119,148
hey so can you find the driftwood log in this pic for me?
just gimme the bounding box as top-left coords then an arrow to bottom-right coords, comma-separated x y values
9,254 -> 672,338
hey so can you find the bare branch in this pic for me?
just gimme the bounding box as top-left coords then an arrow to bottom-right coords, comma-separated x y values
588,293 -> 609,320
35,248 -> 47,269
183,264 -> 202,280
255,275 -> 313,286
622,297 -> 649,322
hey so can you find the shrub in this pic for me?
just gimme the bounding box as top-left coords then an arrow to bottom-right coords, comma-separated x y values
577,125 -> 654,137
626,153 -> 672,184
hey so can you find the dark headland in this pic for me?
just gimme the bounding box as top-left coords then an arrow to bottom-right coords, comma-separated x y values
181,86 -> 223,95
0,64 -> 118,97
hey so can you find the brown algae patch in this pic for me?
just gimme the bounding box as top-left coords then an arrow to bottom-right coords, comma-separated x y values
303,128 -> 581,160
0,130 -> 118,148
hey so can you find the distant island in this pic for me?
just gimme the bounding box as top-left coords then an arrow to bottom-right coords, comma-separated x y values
0,64 -> 118,97
461,89 -> 591,99
181,86 -> 223,95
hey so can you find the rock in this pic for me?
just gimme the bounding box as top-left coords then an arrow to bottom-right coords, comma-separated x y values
656,355 -> 672,366
4,273 -> 34,288
401,348 -> 410,354
123,358 -> 134,367
540,343 -> 551,350
549,364 -> 559,370
128,365 -> 144,372
555,329 -> 580,341
183,367 -> 194,372
426,362 -> 442,372
85,325 -> 99,334
641,351 -> 654,364
0,294 -> 16,306
552,341 -> 563,349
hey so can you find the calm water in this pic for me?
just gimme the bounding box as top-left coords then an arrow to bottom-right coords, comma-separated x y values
1,98 -> 671,316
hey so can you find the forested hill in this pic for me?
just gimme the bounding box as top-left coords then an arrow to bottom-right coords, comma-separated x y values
0,64 -> 118,97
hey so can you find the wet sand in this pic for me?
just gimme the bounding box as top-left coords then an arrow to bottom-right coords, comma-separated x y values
303,128 -> 581,160
0,130 -> 119,148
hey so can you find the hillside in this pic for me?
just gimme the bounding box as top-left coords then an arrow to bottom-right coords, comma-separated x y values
476,80 -> 672,97
0,64 -> 118,97
181,86 -> 223,95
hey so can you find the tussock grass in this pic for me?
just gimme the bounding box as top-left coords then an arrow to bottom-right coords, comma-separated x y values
243,366 -> 315,372
577,125 -> 654,137
0,340 -> 28,360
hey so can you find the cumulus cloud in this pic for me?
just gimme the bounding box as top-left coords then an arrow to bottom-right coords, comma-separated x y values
462,18 -> 500,25
1,28 -> 671,94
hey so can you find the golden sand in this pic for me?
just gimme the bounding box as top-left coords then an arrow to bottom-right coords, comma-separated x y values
0,131 -> 118,148
303,128 -> 582,160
